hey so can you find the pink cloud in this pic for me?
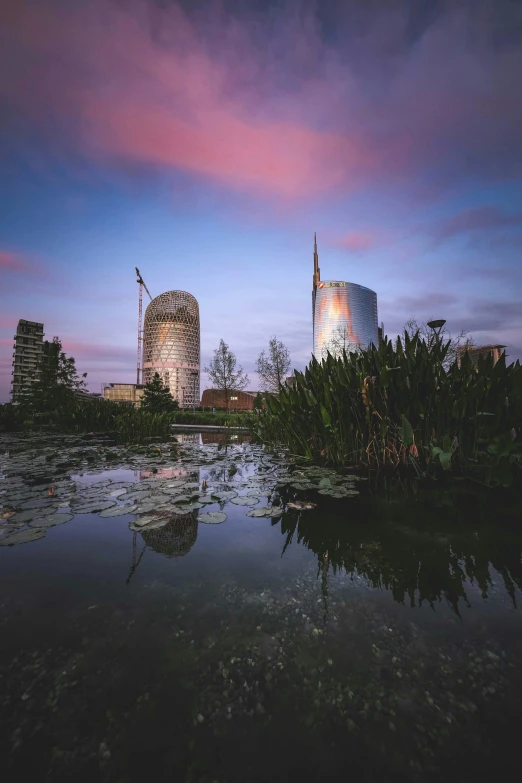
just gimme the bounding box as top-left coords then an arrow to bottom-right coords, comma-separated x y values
1,0 -> 521,206
334,232 -> 374,252
0,250 -> 29,271
0,248 -> 51,280
60,340 -> 135,364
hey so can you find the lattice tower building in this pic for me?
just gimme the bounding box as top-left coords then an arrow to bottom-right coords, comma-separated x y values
143,291 -> 200,407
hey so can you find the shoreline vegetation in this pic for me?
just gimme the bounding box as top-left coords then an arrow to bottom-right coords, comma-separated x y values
2,329 -> 520,489
252,330 -> 521,489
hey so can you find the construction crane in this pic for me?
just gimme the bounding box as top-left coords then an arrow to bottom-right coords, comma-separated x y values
135,267 -> 153,385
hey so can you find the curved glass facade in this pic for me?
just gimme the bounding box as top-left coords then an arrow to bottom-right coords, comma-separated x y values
143,290 -> 200,407
313,281 -> 378,361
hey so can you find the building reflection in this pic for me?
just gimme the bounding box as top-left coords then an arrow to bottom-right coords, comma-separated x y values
201,432 -> 251,445
140,466 -> 193,480
174,433 -> 201,445
140,510 -> 199,558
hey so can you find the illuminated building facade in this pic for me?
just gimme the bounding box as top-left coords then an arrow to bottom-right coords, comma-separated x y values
312,235 -> 379,361
143,291 -> 200,407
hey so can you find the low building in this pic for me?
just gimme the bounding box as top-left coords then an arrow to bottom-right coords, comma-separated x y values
75,390 -> 103,401
457,344 -> 506,368
102,383 -> 145,407
201,389 -> 257,411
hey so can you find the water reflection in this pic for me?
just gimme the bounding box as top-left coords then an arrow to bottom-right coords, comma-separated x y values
140,466 -> 192,479
140,510 -> 198,557
277,494 -> 522,615
201,432 -> 251,445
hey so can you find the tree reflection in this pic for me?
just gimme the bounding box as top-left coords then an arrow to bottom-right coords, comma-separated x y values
277,490 -> 522,615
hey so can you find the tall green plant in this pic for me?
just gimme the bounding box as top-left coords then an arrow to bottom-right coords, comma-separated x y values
253,329 -> 522,485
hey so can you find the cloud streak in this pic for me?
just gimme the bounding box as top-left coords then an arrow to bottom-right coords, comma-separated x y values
431,207 -> 522,242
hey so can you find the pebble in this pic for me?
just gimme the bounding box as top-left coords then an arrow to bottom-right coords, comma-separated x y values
197,714 -> 205,723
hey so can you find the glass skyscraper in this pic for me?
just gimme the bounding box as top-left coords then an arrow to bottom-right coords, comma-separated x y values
312,235 -> 379,361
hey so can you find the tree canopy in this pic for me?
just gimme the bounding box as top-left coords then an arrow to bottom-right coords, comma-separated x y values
255,336 -> 291,392
141,373 -> 179,413
204,339 -> 249,410
403,318 -> 475,369
19,337 -> 88,415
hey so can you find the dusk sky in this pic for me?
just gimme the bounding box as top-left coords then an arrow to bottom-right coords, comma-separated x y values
1,0 -> 521,402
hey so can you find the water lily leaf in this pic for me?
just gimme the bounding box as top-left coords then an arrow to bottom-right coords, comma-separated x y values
20,498 -> 61,509
72,500 -> 118,513
178,502 -> 203,512
0,527 -> 46,545
211,491 -> 238,501
99,504 -> 138,517
198,511 -> 227,524
29,512 -> 74,527
230,496 -> 259,506
119,490 -> 151,502
173,494 -> 199,504
247,505 -> 283,518
138,518 -> 169,530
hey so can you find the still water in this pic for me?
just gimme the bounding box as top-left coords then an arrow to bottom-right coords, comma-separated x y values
1,433 -> 521,782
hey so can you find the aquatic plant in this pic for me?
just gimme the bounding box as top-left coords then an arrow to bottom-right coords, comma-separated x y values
253,330 -> 522,484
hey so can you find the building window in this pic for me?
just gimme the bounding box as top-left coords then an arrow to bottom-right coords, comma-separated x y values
230,396 -> 238,400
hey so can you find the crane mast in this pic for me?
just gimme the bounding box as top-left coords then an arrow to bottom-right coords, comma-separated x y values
135,267 -> 153,386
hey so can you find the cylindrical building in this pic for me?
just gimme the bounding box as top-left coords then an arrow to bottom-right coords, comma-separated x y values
143,290 -> 200,407
313,281 -> 378,361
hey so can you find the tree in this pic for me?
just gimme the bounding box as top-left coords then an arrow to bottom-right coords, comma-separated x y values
255,336 -> 291,393
326,325 -> 361,359
403,318 -> 475,369
253,391 -> 264,411
204,339 -> 249,411
141,373 -> 179,413
20,337 -> 88,416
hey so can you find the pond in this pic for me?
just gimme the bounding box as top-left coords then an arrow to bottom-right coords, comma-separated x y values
1,432 -> 521,782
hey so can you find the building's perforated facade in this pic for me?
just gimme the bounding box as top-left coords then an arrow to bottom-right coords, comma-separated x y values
143,291 -> 200,407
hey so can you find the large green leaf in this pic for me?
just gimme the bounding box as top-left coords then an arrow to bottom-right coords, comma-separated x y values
320,404 -> 331,427
400,414 -> 414,447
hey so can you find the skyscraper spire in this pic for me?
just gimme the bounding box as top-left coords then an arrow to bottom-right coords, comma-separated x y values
313,232 -> 320,290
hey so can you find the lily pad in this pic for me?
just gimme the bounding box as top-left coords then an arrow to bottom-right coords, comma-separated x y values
10,507 -> 55,523
0,527 -> 46,546
197,512 -> 227,524
211,491 -> 238,501
173,494 -> 199,504
230,495 -> 259,506
247,505 -> 284,518
71,500 -> 118,513
196,494 -> 215,504
99,504 -> 138,517
29,512 -> 74,528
